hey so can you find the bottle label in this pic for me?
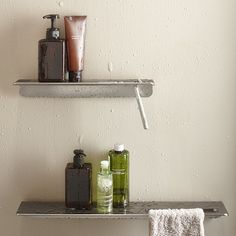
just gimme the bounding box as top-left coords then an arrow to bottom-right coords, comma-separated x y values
98,178 -> 112,193
112,169 -> 125,175
53,31 -> 59,39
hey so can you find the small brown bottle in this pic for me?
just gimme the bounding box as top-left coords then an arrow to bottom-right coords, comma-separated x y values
38,14 -> 66,82
65,149 -> 92,209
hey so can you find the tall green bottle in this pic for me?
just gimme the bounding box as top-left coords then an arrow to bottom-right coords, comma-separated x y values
108,144 -> 129,207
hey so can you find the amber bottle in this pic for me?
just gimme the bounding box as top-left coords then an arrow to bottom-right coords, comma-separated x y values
65,149 -> 92,209
38,14 -> 66,82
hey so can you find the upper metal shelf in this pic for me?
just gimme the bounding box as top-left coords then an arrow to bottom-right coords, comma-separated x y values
14,79 -> 154,129
16,201 -> 228,219
13,79 -> 154,98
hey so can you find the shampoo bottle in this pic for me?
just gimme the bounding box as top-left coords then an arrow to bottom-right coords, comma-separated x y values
97,160 -> 113,213
38,14 -> 66,82
65,149 -> 92,209
108,144 -> 129,208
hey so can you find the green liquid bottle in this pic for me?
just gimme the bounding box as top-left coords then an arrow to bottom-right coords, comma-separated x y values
97,160 -> 113,213
108,144 -> 129,208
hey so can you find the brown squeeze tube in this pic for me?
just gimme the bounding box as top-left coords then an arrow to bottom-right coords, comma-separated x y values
64,16 -> 87,82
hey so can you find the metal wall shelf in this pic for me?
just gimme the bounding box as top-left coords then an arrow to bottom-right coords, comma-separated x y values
14,79 -> 154,129
14,79 -> 154,98
16,201 -> 228,219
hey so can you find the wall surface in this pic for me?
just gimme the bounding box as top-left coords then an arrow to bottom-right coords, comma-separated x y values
0,0 -> 235,235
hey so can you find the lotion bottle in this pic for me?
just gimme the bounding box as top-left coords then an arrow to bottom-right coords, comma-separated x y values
97,160 -> 113,213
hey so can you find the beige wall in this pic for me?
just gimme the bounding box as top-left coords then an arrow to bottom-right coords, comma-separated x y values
0,0 -> 235,235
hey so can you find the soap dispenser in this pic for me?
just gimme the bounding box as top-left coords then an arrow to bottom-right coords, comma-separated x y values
38,14 -> 66,82
65,149 -> 92,209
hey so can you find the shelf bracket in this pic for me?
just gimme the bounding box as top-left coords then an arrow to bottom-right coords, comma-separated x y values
135,85 -> 149,129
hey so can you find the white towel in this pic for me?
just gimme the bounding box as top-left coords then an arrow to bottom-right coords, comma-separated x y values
149,208 -> 205,236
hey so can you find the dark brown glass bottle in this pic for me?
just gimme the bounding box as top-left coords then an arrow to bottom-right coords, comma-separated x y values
38,14 -> 66,82
65,149 -> 92,209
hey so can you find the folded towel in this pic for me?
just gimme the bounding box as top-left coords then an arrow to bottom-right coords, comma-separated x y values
149,208 -> 205,236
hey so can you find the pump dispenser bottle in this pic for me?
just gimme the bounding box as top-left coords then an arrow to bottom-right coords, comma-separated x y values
38,14 -> 66,82
97,160 -> 113,213
65,149 -> 92,209
108,144 -> 129,208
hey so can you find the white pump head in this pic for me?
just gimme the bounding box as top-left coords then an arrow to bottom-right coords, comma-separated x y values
100,160 -> 109,169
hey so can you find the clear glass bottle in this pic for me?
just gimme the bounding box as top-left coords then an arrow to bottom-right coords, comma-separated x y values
97,160 -> 113,213
108,144 -> 129,208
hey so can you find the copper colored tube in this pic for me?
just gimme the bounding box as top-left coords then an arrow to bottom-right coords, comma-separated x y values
64,16 -> 87,82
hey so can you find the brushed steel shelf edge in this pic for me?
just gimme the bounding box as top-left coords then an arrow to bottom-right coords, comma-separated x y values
13,79 -> 154,98
16,201 -> 228,219
13,79 -> 155,86
16,213 -> 147,219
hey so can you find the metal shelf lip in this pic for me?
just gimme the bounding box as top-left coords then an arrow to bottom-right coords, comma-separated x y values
13,79 -> 154,98
14,79 -> 154,86
16,201 -> 228,219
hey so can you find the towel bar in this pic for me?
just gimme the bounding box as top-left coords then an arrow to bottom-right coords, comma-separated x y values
203,208 -> 218,213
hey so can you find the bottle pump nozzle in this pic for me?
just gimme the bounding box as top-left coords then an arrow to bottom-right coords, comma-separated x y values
73,149 -> 86,168
43,14 -> 60,39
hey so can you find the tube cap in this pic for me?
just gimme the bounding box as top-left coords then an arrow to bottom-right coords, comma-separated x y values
114,143 -> 124,152
69,71 -> 82,82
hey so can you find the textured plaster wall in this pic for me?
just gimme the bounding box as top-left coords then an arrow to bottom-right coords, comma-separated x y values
0,0 -> 236,235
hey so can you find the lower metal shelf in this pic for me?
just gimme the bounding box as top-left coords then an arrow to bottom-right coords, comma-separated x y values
16,201 -> 228,219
